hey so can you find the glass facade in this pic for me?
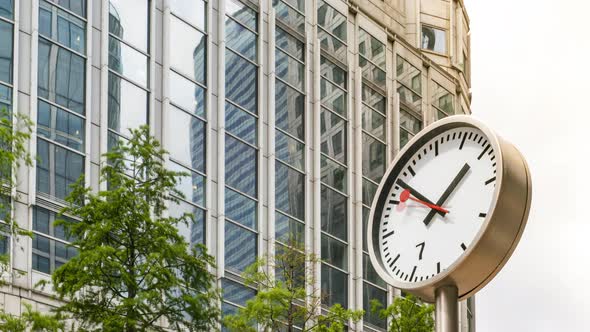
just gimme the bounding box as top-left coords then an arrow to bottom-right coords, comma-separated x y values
4,0 -> 472,329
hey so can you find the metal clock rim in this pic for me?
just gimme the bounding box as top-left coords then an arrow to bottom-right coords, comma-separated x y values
366,115 -> 531,302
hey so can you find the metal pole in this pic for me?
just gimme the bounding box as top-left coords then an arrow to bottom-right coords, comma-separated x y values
435,285 -> 459,332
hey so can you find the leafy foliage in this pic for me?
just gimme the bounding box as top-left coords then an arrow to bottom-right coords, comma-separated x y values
49,126 -> 220,331
223,240 -> 363,332
0,303 -> 66,332
371,293 -> 435,332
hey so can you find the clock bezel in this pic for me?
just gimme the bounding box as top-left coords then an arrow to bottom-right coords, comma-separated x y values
367,115 -> 532,302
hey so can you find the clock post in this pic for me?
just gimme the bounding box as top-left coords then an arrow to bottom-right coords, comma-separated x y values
366,116 -> 532,332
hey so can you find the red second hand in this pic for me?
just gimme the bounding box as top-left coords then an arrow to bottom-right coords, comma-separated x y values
400,189 -> 449,214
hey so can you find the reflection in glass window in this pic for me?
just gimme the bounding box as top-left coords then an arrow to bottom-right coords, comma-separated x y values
400,108 -> 422,148
39,1 -> 86,53
36,139 -> 84,201
362,107 -> 385,142
225,135 -> 257,197
276,48 -> 304,90
320,109 -> 346,163
169,70 -> 206,118
275,212 -> 304,245
320,79 -> 347,117
170,16 -> 207,84
320,56 -> 346,89
32,206 -> 78,274
273,0 -> 305,34
421,25 -> 446,54
38,39 -> 85,114
225,102 -> 257,145
320,185 -> 347,241
0,0 -> 13,20
169,162 -> 205,207
170,200 -> 205,245
222,278 -> 256,307
362,84 -> 385,113
275,162 -> 304,220
109,0 -> 148,51
396,55 -> 421,95
37,100 -> 85,152
0,84 -> 10,114
225,222 -> 257,273
359,56 -> 386,88
321,234 -> 347,270
226,18 -> 257,62
320,155 -> 347,193
362,134 -> 385,182
169,0 -> 206,31
321,264 -> 347,307
276,27 -> 304,61
275,80 -> 304,140
225,188 -> 257,229
0,20 -> 12,84
363,282 -> 387,329
432,82 -> 454,119
166,106 -> 205,173
362,178 -> 378,206
276,131 -> 304,171
318,28 -> 346,64
46,0 -> 85,17
225,0 -> 257,30
108,36 -> 148,87
358,29 -> 385,69
317,0 -> 346,40
225,50 -> 258,114
107,72 -> 147,136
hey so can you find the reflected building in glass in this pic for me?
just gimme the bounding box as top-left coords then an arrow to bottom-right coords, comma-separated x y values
3,0 -> 474,330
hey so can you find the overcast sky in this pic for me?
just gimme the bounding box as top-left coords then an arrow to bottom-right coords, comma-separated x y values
463,0 -> 589,330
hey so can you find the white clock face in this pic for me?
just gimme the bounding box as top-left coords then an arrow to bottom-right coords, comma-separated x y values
378,127 -> 497,284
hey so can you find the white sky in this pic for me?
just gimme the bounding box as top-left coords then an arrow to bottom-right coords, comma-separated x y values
463,0 -> 590,330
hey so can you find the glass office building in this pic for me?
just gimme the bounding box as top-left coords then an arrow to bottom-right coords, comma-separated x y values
2,0 -> 474,330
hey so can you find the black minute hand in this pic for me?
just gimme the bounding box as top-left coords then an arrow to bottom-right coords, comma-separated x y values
423,163 -> 471,226
396,178 -> 446,218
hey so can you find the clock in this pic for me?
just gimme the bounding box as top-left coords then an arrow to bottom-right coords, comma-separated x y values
367,115 -> 532,302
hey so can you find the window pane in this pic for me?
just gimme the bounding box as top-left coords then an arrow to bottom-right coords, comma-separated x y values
170,16 -> 206,84
275,212 -> 304,245
320,56 -> 346,89
225,222 -> 257,273
225,135 -> 257,197
362,134 -> 385,182
0,20 -> 13,84
422,25 -> 446,53
225,188 -> 257,229
396,55 -> 421,95
40,1 -> 86,53
33,207 -> 51,234
362,179 -> 378,207
358,29 -> 385,69
363,282 -> 387,329
169,71 -> 206,118
362,84 -> 385,113
170,200 -> 205,245
107,72 -> 147,136
275,80 -> 304,140
0,0 -> 13,19
320,155 -> 346,193
170,0 -> 206,31
276,131 -> 304,171
362,107 -> 385,141
109,0 -> 148,51
37,39 -> 85,114
318,28 -> 346,64
0,84 -> 10,114
398,85 -> 421,114
363,253 -> 385,287
166,106 -> 205,173
222,279 -> 256,307
432,82 -> 454,115
169,162 -> 205,207
321,234 -> 347,270
32,254 -> 50,274
49,0 -> 86,17
276,49 -> 303,91
317,0 -> 346,40
36,139 -> 84,200
321,79 -> 346,117
225,0 -> 257,31
320,109 -> 346,163
400,108 -> 422,135
37,100 -> 85,152
225,50 -> 257,114
359,56 -> 386,88
362,207 -> 369,251
275,162 -> 304,220
321,264 -> 347,308
226,102 -> 257,145
320,185 -> 347,241
226,18 -> 256,62
273,0 -> 305,34
108,36 -> 148,87
276,27 -> 303,61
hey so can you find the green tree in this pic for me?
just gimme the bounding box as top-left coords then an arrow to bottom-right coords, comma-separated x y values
49,126 -> 220,331
223,240 -> 364,332
0,304 -> 66,332
371,293 -> 435,332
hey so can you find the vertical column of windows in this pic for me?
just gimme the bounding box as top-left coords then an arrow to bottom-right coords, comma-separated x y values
358,28 -> 387,331
273,1 -> 306,256
166,0 -> 208,246
317,0 -> 349,309
34,0 -> 86,273
222,0 -> 259,321
0,1 -> 14,256
107,0 -> 150,150
432,81 -> 454,120
396,55 -> 422,148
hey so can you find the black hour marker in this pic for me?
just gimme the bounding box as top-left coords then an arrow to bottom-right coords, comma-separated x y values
459,133 -> 467,150
485,177 -> 496,185
478,144 -> 490,160
383,230 -> 395,239
436,262 -> 440,274
435,141 -> 439,156
461,243 -> 467,251
409,266 -> 417,281
479,213 -> 487,218
389,199 -> 399,205
408,166 -> 416,177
